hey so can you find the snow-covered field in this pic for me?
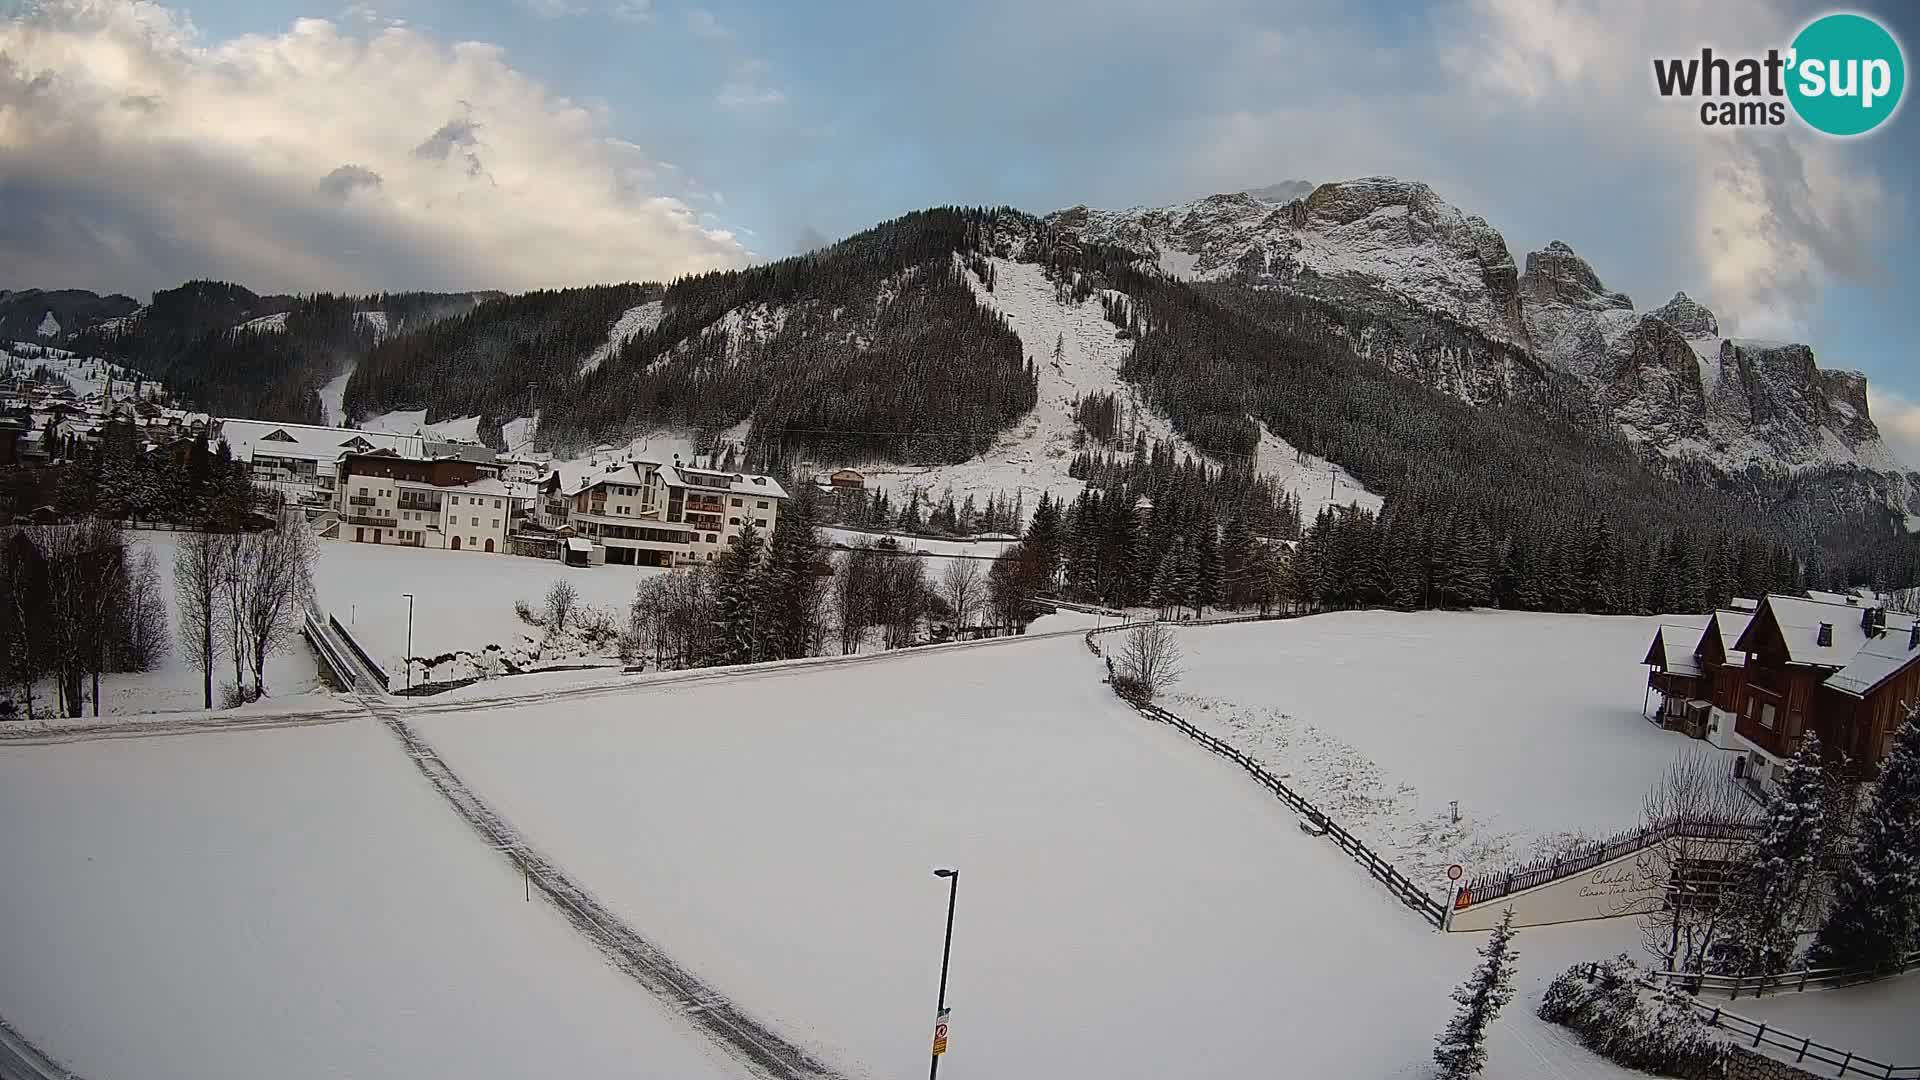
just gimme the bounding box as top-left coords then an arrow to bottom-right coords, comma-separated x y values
3,342 -> 155,401
0,719 -> 749,1080
310,538 -> 659,682
1168,610 -> 1714,894
417,634 -> 1647,1080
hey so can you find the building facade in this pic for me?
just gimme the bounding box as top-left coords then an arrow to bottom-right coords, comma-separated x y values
536,458 -> 787,567
1645,593 -> 1919,793
333,451 -> 517,553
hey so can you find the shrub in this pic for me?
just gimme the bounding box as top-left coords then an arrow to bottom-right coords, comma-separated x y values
514,598 -> 543,627
1538,956 -> 1727,1079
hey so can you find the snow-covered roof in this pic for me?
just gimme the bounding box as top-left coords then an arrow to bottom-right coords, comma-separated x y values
1645,622 -> 1706,676
1709,609 -> 1753,667
657,463 -> 789,500
567,537 -> 593,553
220,418 -> 423,464
1743,594 -> 1917,670
1826,627 -> 1920,698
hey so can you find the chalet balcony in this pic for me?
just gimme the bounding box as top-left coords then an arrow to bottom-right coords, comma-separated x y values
345,512 -> 396,527
348,495 -> 379,507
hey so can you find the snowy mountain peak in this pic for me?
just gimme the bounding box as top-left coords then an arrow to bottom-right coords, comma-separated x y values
1519,240 -> 1632,312
1650,291 -> 1719,337
1242,180 -> 1314,205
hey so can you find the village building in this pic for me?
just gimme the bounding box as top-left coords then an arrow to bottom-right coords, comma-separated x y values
531,456 -> 787,567
1643,593 -> 1920,794
331,450 -> 519,552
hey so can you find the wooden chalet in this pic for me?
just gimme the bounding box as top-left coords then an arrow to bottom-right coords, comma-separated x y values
1643,594 -> 1917,787
1730,595 -> 1918,779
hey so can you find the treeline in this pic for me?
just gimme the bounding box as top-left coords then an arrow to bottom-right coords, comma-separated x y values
73,282 -> 491,424
1,423 -> 259,527
343,208 -> 1036,463
1288,503 -> 1808,614
171,519 -> 317,708
1029,233 -> 1919,596
0,521 -> 167,719
822,486 -> 1031,536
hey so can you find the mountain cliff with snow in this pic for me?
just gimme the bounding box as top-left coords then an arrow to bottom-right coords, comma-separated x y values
1049,176 -> 1909,500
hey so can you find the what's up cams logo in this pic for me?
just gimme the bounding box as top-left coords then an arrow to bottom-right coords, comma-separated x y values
1653,12 -> 1905,136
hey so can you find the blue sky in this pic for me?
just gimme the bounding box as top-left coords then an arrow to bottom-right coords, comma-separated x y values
3,0 -> 1916,448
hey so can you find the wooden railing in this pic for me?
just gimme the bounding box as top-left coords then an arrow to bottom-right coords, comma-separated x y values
1666,986 -> 1918,1079
1649,950 -> 1920,1000
1086,622 -> 1445,927
1459,817 -> 1761,907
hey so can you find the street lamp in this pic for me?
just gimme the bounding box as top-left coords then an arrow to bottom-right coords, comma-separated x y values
929,867 -> 959,1080
401,592 -> 414,692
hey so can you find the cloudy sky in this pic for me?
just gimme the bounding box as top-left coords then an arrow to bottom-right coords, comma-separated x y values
2,0 -> 1916,458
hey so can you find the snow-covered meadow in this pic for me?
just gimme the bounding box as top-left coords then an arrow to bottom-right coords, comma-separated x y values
416,633 -> 1648,1080
309,538 -> 661,685
0,719 -> 750,1080
1167,610 -> 1720,894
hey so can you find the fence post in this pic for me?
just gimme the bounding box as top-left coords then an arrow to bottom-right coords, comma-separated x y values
1797,1036 -> 1810,1063
1753,1022 -> 1765,1048
1800,967 -> 1811,991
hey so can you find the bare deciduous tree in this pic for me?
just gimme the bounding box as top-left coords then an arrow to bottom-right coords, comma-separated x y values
940,559 -> 984,633
1117,621 -> 1182,698
833,546 -> 879,655
546,578 -> 579,633
114,547 -> 168,673
175,529 -> 228,710
237,515 -> 316,698
1633,751 -> 1755,973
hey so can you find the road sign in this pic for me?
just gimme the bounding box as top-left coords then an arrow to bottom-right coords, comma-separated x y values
931,1007 -> 950,1056
1446,864 -> 1464,882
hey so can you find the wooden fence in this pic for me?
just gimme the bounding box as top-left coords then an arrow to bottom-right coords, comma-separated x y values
1657,984 -> 1919,1079
1649,950 -> 1920,1001
1459,816 -> 1762,908
1086,625 -> 1445,926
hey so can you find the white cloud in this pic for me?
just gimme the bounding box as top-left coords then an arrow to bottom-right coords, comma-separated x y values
0,0 -> 748,294
1869,385 -> 1920,471
716,58 -> 784,107
609,0 -> 652,22
1174,0 -> 1891,346
1436,0 -> 1887,340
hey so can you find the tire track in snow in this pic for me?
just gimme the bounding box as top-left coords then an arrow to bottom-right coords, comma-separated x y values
362,694 -> 848,1080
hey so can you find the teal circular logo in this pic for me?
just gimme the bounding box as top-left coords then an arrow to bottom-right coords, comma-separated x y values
1788,13 -> 1905,136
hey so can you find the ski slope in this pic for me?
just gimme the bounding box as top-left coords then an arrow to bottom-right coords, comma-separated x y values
578,299 -> 664,376
1169,611 -> 1716,892
856,256 -> 1381,525
0,718 -> 750,1080
418,633 -> 1647,1080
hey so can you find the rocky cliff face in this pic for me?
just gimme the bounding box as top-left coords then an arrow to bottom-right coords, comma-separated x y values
1052,178 -> 1908,490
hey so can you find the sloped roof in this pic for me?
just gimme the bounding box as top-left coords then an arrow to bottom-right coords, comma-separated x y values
1738,594 -> 1917,670
660,463 -> 789,500
1645,621 -> 1708,676
219,418 -> 423,464
1827,628 -> 1920,697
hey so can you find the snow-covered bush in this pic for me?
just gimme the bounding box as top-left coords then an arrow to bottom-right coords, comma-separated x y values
1538,955 -> 1727,1079
513,598 -> 543,627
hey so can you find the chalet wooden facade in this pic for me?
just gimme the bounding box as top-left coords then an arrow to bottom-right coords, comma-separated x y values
1644,594 -> 1918,787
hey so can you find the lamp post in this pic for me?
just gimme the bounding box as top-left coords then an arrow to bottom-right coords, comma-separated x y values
401,592 -> 414,692
929,867 -> 959,1080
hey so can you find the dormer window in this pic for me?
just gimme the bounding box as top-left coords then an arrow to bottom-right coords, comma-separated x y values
1815,623 -> 1833,647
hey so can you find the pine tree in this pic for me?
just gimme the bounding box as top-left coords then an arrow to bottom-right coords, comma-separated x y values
1809,710 -> 1920,971
713,521 -> 766,665
1708,733 -> 1827,976
1219,511 -> 1254,608
1433,909 -> 1519,1079
759,487 -> 820,660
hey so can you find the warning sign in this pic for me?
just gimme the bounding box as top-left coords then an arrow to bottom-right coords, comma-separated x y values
931,1007 -> 951,1056
1454,888 -> 1472,910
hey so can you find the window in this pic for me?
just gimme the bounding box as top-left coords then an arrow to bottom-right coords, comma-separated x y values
731,497 -> 742,507
451,496 -> 459,505
757,500 -> 768,509
729,517 -> 740,526
491,519 -> 499,528
755,518 -> 767,528
471,516 -> 480,527
493,499 -> 501,509
1760,703 -> 1777,730
469,537 -> 477,547
706,533 -> 716,543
